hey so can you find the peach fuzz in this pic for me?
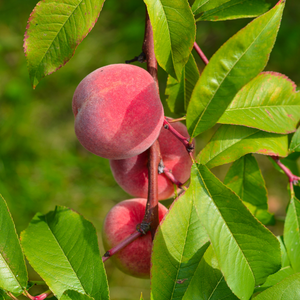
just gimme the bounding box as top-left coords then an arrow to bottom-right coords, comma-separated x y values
102,198 -> 168,278
72,64 -> 164,160
110,121 -> 195,200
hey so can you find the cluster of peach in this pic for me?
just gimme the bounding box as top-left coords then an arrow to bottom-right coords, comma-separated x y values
72,64 -> 193,278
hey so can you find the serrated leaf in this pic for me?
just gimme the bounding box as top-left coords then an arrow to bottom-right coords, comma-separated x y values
186,0 -> 285,138
24,0 -> 105,88
192,164 -> 281,300
151,182 -> 210,300
182,245 -> 239,300
166,54 -> 200,114
252,273 -> 300,299
290,126 -> 300,152
284,196 -> 300,272
224,154 -> 274,224
0,195 -> 28,294
20,206 -> 109,300
199,125 -> 288,169
144,0 -> 196,80
219,72 -> 300,134
196,0 -> 270,22
60,290 -> 94,300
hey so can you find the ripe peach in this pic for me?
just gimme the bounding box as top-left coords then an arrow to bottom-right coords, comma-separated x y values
110,121 -> 194,200
72,64 -> 164,160
102,198 -> 168,278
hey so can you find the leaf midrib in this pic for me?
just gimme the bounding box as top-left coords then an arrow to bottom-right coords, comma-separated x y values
196,165 -> 256,285
44,214 -> 86,294
191,6 -> 279,137
30,0 -> 84,80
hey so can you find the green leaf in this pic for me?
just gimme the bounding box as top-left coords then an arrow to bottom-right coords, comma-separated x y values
224,154 -> 274,224
252,273 -> 300,299
0,195 -> 28,294
186,0 -> 285,138
60,290 -> 94,300
151,178 -> 210,300
166,54 -> 200,114
144,0 -> 196,80
284,196 -> 300,272
219,72 -> 300,134
192,164 -> 281,300
290,126 -> 300,152
254,266 -> 295,293
182,245 -> 239,300
24,0 -> 105,88
198,125 -> 288,169
277,236 -> 290,269
20,206 -> 109,300
196,0 -> 270,22
139,293 -> 144,300
192,0 -> 228,15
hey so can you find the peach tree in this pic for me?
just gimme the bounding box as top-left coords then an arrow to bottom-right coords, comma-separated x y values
1,0 -> 300,299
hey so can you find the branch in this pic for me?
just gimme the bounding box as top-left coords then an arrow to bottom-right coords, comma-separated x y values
193,42 -> 209,65
271,156 -> 300,194
141,8 -> 160,240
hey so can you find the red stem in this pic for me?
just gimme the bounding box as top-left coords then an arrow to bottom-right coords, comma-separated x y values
163,167 -> 183,188
102,231 -> 142,262
271,156 -> 300,194
34,290 -> 52,300
163,118 -> 195,156
193,42 -> 209,65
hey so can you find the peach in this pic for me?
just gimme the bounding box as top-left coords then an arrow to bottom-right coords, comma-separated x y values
102,198 -> 168,278
72,64 -> 164,160
110,121 -> 194,200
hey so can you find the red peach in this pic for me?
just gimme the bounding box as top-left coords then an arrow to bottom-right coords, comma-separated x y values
102,198 -> 168,278
110,121 -> 195,200
72,64 -> 164,160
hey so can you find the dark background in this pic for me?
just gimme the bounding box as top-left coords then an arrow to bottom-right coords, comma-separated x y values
0,0 -> 299,299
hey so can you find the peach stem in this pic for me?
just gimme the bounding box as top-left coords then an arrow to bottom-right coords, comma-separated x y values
163,118 -> 195,154
193,42 -> 209,65
271,156 -> 300,195
163,167 -> 183,188
102,231 -> 143,262
34,290 -> 52,300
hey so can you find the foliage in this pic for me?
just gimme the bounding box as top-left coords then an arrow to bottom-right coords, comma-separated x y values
1,0 -> 300,299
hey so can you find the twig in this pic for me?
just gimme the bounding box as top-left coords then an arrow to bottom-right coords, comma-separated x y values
163,118 -> 195,156
271,156 -> 300,195
166,116 -> 186,123
193,42 -> 209,65
7,292 -> 19,300
34,290 -> 52,300
125,52 -> 146,64
102,231 -> 142,262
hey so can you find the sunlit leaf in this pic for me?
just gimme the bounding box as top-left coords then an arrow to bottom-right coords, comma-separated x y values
196,0 -> 270,22
284,196 -> 300,272
21,206 -> 109,300
192,164 -> 281,299
144,0 -> 196,80
277,236 -> 290,268
166,54 -> 200,114
151,182 -> 210,300
24,0 -> 105,88
199,125 -> 288,169
192,0 -> 228,15
186,0 -> 285,138
0,195 -> 28,294
219,72 -> 300,134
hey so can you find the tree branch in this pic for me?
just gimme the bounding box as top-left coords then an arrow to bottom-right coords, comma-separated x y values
193,42 -> 209,65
